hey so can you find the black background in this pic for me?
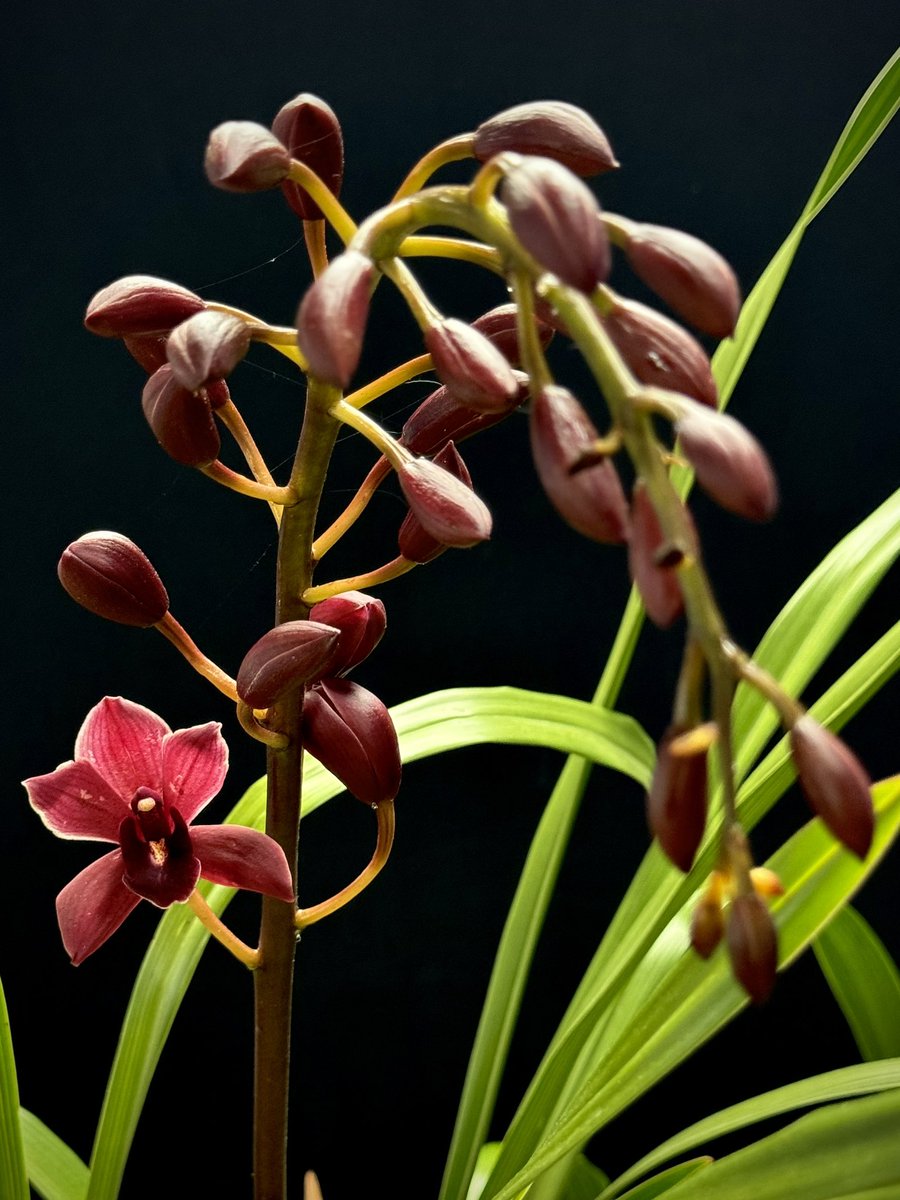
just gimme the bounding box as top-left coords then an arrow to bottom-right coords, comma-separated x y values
4,3 -> 898,1197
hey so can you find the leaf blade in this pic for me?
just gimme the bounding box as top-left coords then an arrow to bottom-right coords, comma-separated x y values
0,977 -> 28,1200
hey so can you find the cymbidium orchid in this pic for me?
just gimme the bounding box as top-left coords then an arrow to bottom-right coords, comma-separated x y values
24,697 -> 293,965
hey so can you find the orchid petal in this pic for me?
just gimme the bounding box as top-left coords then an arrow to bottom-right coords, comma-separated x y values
55,850 -> 141,965
192,825 -> 295,901
119,809 -> 201,907
161,722 -> 229,823
74,697 -> 169,801
24,760 -> 127,842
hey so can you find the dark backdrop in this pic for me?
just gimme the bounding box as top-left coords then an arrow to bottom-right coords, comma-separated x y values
4,3 -> 898,1197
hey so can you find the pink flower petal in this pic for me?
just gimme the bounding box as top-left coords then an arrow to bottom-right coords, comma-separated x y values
55,850 -> 141,965
192,825 -> 294,901
75,697 -> 170,801
161,722 -> 229,823
24,760 -> 127,842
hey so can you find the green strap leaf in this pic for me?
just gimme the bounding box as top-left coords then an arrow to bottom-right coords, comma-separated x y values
644,1088 -> 900,1200
85,689 -> 652,1200
601,1059 -> 900,1199
20,1109 -> 89,1200
0,978 -> 28,1200
482,778 -> 900,1200
814,906 -> 900,1061
613,1160 -> 712,1200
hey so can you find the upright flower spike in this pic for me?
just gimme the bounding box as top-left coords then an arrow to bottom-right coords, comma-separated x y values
529,384 -> 629,544
501,156 -> 611,294
398,442 -> 475,563
727,893 -> 778,1005
400,373 -> 529,457
166,311 -> 251,392
617,221 -> 741,339
84,275 -> 205,339
142,365 -> 221,467
789,717 -> 874,858
473,101 -> 618,177
272,93 -> 344,221
646,725 -> 709,872
602,296 -> 718,408
674,400 -> 779,521
471,303 -> 555,366
296,250 -> 375,387
24,697 -> 294,964
424,318 -> 521,414
236,621 -> 342,709
58,532 -> 169,627
308,592 -> 386,677
302,679 -> 401,807
398,452 -> 492,549
204,121 -> 292,193
628,480 -> 687,628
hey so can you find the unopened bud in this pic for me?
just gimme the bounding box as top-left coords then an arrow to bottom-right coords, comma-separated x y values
501,156 -> 610,294
400,373 -> 528,456
166,311 -> 251,392
296,250 -> 374,387
474,101 -> 618,177
124,335 -> 170,374
85,275 -> 205,339
272,93 -> 344,221
690,890 -> 724,959
675,400 -> 778,521
471,303 -> 555,366
236,621 -> 342,708
303,679 -> 401,805
627,480 -> 687,628
727,893 -> 778,1004
749,867 -> 785,898
647,724 -> 709,873
789,717 -> 874,858
529,385 -> 628,543
204,121 -> 291,193
309,591 -> 386,676
58,532 -> 169,627
617,221 -> 741,338
141,365 -> 221,467
398,442 -> 474,562
397,450 -> 492,550
602,297 -> 718,408
424,318 -> 520,414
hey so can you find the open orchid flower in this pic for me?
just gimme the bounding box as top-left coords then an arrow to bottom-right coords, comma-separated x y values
24,697 -> 294,964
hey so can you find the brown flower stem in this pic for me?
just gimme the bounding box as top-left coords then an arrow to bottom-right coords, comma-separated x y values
312,456 -> 392,560
217,399 -> 282,525
295,801 -> 395,929
723,641 -> 805,726
304,219 -> 329,277
343,353 -> 433,411
253,378 -> 341,1200
187,889 -> 259,968
154,612 -> 238,701
302,556 -> 416,604
392,133 -> 475,200
200,460 -> 298,506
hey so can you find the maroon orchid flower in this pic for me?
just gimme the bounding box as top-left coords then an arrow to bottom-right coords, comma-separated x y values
24,697 -> 294,965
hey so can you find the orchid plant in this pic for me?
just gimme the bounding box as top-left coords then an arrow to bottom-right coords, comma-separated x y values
3,47 -> 899,1200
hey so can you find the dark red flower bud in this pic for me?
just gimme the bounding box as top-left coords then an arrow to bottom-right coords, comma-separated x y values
690,891 -> 724,959
204,121 -> 291,193
620,222 -> 741,339
501,156 -> 610,294
400,373 -> 528,457
471,303 -> 555,366
627,480 -> 687,628
727,893 -> 778,1005
647,725 -> 709,872
236,621 -> 342,708
58,532 -> 169,627
529,385 -> 629,543
272,93 -> 344,221
398,450 -> 492,550
309,591 -> 386,676
303,679 -> 401,806
602,297 -> 718,408
295,250 -> 374,387
123,335 -> 170,374
398,442 -> 474,563
166,311 -> 251,392
789,717 -> 874,858
473,101 -> 618,177
424,318 -> 520,414
675,400 -> 778,521
141,365 -> 221,467
85,276 -> 205,339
